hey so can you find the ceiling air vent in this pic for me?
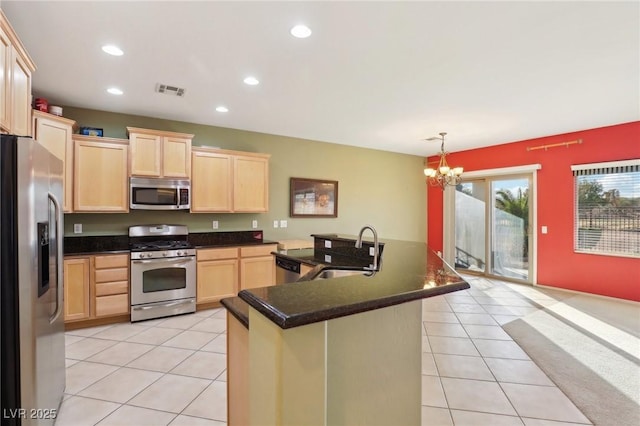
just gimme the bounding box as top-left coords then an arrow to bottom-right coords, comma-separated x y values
155,83 -> 185,97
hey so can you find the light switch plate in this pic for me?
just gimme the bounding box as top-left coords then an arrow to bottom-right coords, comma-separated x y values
324,240 -> 331,248
212,220 -> 219,229
73,224 -> 82,234
252,220 -> 258,229
324,254 -> 332,263
541,226 -> 548,234
273,220 -> 279,228
280,220 -> 288,228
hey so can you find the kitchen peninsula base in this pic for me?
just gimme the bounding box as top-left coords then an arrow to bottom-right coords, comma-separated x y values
235,301 -> 421,425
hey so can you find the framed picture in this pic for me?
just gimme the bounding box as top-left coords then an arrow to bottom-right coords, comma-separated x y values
290,177 -> 338,218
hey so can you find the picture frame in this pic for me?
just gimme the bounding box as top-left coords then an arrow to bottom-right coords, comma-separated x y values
290,177 -> 338,218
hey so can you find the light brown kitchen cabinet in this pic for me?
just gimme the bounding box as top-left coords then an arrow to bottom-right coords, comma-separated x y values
0,10 -> 35,136
191,147 -> 270,213
195,244 -> 276,305
93,254 -> 129,317
73,135 -> 129,212
234,154 -> 269,212
196,247 -> 239,304
63,257 -> 91,321
240,244 -> 276,290
127,127 -> 193,178
64,254 -> 130,324
32,110 -> 76,212
191,150 -> 233,212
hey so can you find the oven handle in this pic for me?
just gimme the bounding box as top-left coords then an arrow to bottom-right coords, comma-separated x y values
132,257 -> 195,265
132,299 -> 195,311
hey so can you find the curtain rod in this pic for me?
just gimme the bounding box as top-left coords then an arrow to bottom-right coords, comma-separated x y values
527,139 -> 582,152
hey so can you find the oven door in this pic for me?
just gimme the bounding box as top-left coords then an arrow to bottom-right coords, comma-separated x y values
130,256 -> 196,306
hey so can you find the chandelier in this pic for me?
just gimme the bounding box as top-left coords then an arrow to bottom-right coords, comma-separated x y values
423,132 -> 463,189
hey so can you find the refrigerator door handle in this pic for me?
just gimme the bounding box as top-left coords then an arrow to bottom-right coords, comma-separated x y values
48,192 -> 64,323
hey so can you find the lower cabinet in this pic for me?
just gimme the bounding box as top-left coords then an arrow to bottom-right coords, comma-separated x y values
240,245 -> 276,290
196,244 -> 277,305
64,257 -> 90,321
196,247 -> 239,304
94,254 -> 130,317
63,253 -> 130,324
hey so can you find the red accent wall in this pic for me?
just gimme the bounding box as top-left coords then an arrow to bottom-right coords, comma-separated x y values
427,121 -> 640,301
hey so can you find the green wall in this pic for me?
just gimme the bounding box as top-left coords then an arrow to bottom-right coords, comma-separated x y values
63,107 -> 427,242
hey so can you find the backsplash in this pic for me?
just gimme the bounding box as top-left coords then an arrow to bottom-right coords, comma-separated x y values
64,230 -> 266,255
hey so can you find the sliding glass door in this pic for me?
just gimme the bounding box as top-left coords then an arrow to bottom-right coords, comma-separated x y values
454,175 -> 533,283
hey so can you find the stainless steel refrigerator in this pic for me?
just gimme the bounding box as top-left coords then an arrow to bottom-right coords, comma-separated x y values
1,134 -> 65,426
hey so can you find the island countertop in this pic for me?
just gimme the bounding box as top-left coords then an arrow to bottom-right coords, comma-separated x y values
237,237 -> 469,329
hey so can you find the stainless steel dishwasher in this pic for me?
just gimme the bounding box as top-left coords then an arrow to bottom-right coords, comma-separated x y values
275,256 -> 302,284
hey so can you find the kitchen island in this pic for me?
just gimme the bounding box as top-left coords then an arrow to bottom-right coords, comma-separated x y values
222,236 -> 469,425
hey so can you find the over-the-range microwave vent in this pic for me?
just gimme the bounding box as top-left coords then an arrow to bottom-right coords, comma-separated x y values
155,83 -> 185,97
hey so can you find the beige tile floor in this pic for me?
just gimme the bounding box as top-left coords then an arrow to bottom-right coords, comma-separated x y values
55,276 -> 596,426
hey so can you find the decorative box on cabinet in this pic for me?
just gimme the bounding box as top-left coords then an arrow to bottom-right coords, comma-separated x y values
32,110 -> 76,212
191,147 -> 270,213
0,10 -> 35,136
73,135 -> 129,212
127,127 -> 193,178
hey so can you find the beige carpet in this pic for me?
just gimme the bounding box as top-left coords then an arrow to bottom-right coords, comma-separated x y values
502,293 -> 640,426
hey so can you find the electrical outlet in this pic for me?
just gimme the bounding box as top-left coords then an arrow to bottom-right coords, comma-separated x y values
280,220 -> 287,228
73,224 -> 82,234
212,220 -> 219,230
324,240 -> 331,248
252,220 -> 258,229
324,254 -> 332,263
541,226 -> 548,234
273,220 -> 279,228
369,246 -> 375,256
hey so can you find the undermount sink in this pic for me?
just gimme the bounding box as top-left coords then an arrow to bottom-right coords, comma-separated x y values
313,268 -> 373,280
296,266 -> 376,282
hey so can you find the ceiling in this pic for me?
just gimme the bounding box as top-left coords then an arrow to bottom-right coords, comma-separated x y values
2,1 -> 638,156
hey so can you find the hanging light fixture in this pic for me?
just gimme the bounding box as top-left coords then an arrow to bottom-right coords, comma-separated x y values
423,132 -> 463,189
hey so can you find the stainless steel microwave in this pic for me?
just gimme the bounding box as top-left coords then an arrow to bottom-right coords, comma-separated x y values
130,177 -> 190,210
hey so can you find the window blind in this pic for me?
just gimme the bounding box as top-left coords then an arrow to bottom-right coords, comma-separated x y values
573,159 -> 640,257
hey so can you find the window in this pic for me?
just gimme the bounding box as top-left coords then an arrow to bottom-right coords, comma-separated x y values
572,160 -> 640,257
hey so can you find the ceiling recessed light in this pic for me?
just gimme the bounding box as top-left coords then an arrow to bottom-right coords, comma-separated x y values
243,76 -> 259,86
216,106 -> 229,113
107,87 -> 123,95
102,45 -> 123,56
290,24 -> 312,38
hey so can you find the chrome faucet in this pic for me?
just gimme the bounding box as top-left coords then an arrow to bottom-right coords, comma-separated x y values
355,225 -> 379,271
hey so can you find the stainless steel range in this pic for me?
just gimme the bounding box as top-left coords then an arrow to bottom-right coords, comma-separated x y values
129,224 -> 196,322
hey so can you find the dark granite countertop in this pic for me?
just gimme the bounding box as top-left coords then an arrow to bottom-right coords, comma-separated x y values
64,230 -> 277,256
238,238 -> 469,329
220,297 -> 249,328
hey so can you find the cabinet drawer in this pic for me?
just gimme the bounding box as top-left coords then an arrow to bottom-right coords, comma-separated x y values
197,247 -> 238,261
95,294 -> 129,317
95,267 -> 128,283
95,281 -> 128,296
240,244 -> 277,258
94,254 -> 129,269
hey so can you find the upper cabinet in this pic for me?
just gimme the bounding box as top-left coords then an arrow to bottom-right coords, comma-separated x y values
127,127 -> 193,178
0,10 -> 36,136
73,135 -> 129,213
33,110 -> 76,212
191,147 -> 270,213
234,154 -> 269,213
